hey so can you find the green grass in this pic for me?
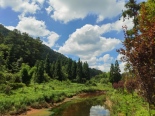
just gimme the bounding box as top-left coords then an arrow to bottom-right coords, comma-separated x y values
106,87 -> 155,116
0,80 -> 102,115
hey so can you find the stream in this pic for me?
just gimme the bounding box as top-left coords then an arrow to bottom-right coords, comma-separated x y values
51,91 -> 110,116
25,91 -> 110,116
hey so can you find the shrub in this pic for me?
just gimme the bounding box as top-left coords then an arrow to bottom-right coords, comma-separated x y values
125,79 -> 137,94
4,73 -> 14,83
0,72 -> 5,84
113,81 -> 125,91
9,83 -> 25,90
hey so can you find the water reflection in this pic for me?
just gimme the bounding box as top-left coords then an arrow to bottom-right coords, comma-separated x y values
90,105 -> 110,116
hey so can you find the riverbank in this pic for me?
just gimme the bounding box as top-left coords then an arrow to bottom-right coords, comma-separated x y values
20,90 -> 106,116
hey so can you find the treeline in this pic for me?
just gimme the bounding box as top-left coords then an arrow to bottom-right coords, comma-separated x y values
0,24 -> 102,87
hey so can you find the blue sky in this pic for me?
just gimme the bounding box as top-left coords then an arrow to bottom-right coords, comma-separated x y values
0,0 -> 146,72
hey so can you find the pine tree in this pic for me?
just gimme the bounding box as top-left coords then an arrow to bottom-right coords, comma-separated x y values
66,58 -> 72,80
109,60 -> 122,84
76,58 -> 83,83
71,61 -> 77,81
54,60 -> 63,81
109,63 -> 115,84
44,53 -> 51,76
83,62 -> 90,81
36,60 -> 45,83
114,60 -> 122,83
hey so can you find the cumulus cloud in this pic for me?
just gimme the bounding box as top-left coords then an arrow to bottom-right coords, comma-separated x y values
0,0 -> 45,15
16,16 -> 50,37
5,16 -> 59,48
47,0 -> 125,23
58,24 -> 121,58
45,6 -> 53,15
98,54 -> 113,63
43,32 -> 59,48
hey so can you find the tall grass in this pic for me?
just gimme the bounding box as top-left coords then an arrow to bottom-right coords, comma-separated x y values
0,80 -> 100,115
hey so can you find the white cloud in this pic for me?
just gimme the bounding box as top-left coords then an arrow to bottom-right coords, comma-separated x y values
16,16 -> 50,37
58,24 -> 121,58
98,54 -> 113,63
91,63 -> 111,72
48,0 -> 125,23
0,0 -> 45,15
45,6 -> 53,15
5,26 -> 15,31
5,16 -> 59,48
119,62 -> 126,73
43,32 -> 59,48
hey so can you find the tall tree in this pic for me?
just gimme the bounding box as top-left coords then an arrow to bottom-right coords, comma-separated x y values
35,60 -> 45,83
83,62 -> 90,80
66,58 -> 72,80
109,60 -> 122,84
71,61 -> 77,81
21,66 -> 30,86
76,58 -> 83,83
118,0 -> 155,105
114,60 -> 122,83
109,63 -> 115,84
54,60 -> 63,81
44,53 -> 51,76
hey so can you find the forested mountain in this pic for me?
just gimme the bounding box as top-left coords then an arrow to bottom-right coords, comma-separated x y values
0,24 -> 102,85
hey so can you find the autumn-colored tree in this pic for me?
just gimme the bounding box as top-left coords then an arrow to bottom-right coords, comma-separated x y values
118,0 -> 155,105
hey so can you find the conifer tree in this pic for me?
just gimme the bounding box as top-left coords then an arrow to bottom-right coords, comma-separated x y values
83,62 -> 90,80
76,58 -> 83,83
109,60 -> 122,84
36,60 -> 44,83
71,61 -> 77,81
44,53 -> 51,76
66,58 -> 72,80
54,60 -> 63,81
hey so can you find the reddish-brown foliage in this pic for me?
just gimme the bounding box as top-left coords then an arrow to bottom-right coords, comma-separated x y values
113,81 -> 125,91
118,1 -> 155,105
125,79 -> 137,94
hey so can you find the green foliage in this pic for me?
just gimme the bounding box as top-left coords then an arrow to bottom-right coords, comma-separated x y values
44,53 -> 51,76
20,64 -> 31,85
109,60 -> 122,84
35,60 -> 45,83
83,62 -> 90,80
54,60 -> 63,81
0,72 -> 5,84
108,89 -> 155,116
8,83 -> 25,90
76,58 -> 83,83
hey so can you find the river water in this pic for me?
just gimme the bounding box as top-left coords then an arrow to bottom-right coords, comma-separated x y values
51,92 -> 110,116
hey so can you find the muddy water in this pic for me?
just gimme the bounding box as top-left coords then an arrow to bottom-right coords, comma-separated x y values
51,91 -> 110,116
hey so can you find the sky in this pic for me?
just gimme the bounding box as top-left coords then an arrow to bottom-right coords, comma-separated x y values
0,0 -> 146,72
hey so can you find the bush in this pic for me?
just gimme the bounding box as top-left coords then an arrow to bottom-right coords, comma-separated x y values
113,81 -> 125,91
0,72 -> 5,84
4,73 -> 14,83
125,79 -> 137,94
9,83 -> 25,90
14,73 -> 22,83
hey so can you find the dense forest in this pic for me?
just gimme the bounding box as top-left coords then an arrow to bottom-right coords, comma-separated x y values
0,24 -> 102,85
